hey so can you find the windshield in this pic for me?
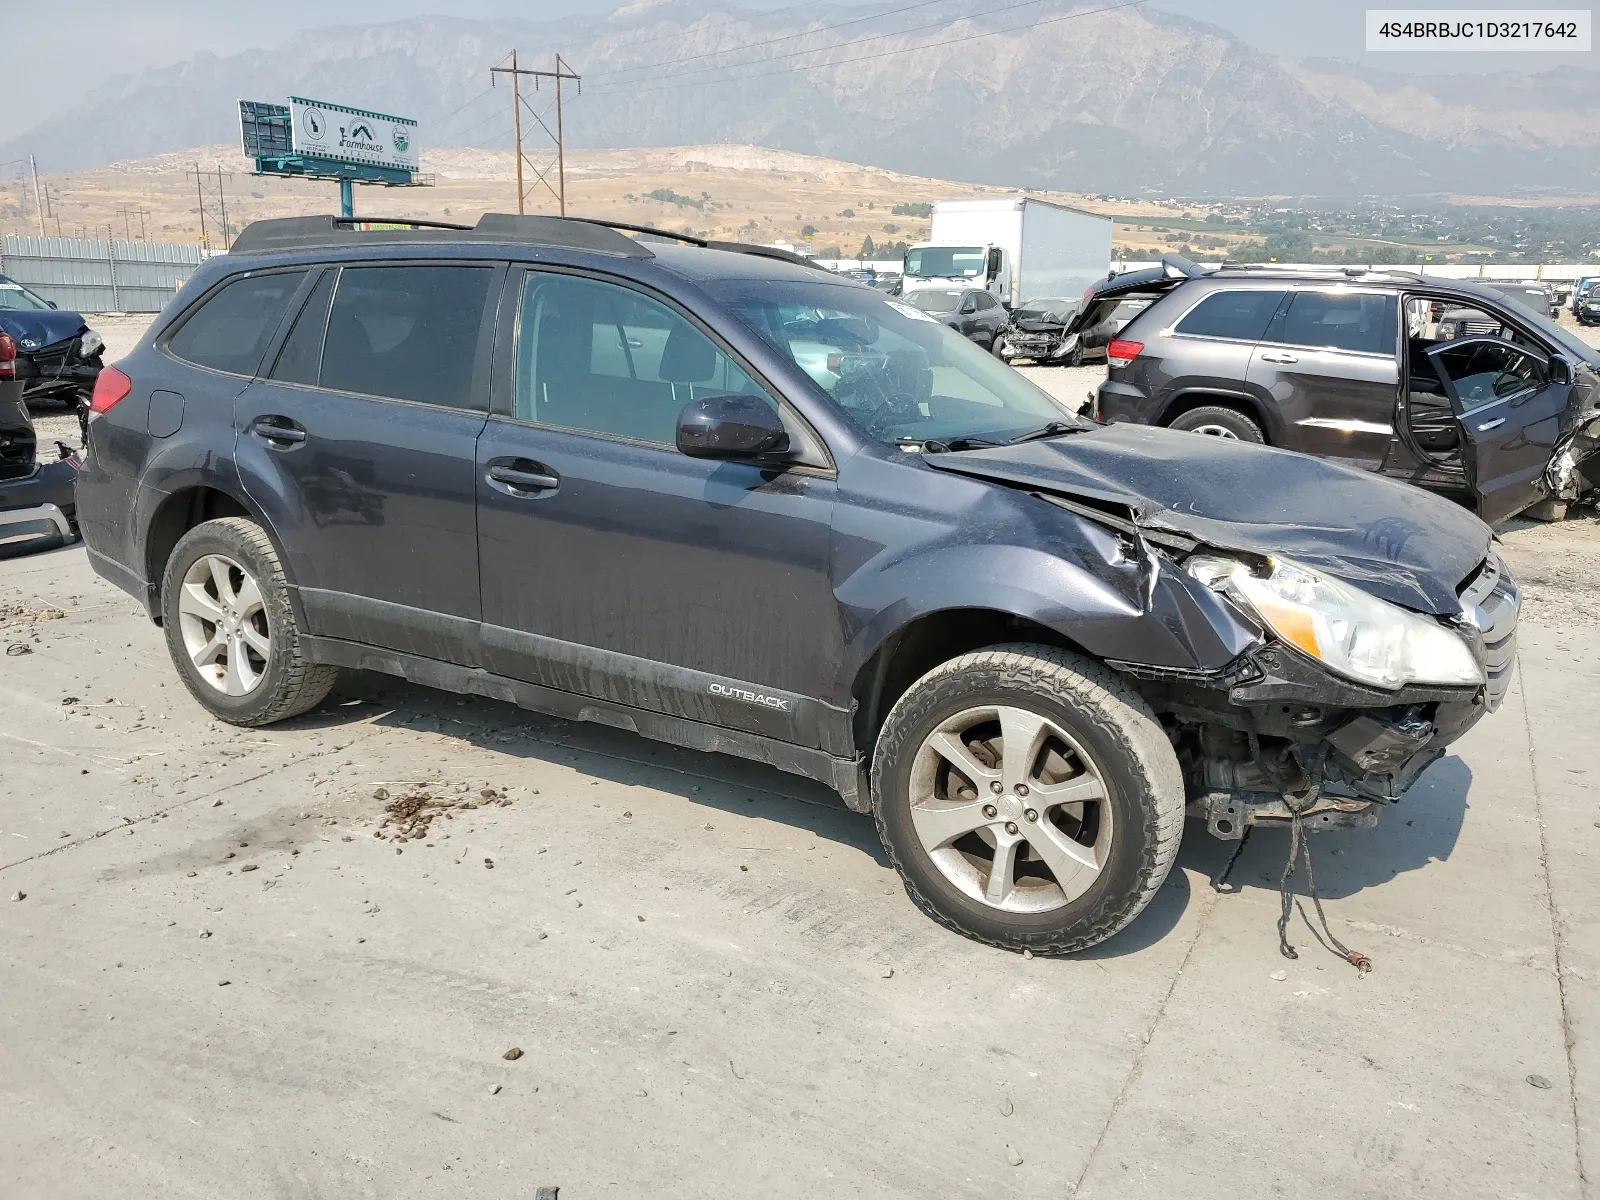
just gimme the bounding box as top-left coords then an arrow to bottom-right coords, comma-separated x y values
908,290 -> 963,313
0,279 -> 53,311
724,280 -> 1083,446
904,246 -> 985,279
1450,283 -> 1600,368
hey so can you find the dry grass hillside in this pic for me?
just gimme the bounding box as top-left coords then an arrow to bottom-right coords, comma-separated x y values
0,144 -> 1244,259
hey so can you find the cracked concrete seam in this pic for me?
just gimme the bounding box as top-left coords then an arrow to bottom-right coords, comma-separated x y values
1069,875 -> 1223,1197
1518,654 -> 1590,1197
0,717 -> 392,874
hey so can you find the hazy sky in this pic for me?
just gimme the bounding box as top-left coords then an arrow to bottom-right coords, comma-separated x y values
3,0 -> 1594,136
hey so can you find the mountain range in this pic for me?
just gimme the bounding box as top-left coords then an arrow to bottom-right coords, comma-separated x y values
8,1 -> 1600,198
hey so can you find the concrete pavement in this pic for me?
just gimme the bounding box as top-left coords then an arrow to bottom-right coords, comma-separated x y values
0,544 -> 1591,1199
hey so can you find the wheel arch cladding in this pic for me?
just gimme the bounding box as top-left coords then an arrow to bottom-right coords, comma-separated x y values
143,486 -> 292,623
839,535 -> 1257,757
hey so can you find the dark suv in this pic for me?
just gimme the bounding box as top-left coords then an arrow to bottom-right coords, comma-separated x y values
77,216 -> 1518,954
1084,257 -> 1600,525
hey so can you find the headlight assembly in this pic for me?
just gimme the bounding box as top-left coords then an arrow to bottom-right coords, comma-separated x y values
1186,554 -> 1483,691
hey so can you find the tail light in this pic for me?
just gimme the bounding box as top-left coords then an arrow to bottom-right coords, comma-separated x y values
0,332 -> 14,380
89,365 -> 132,416
1106,338 -> 1143,369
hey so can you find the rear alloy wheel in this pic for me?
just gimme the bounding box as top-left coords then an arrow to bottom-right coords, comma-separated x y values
177,553 -> 272,697
871,644 -> 1185,953
1168,405 -> 1264,443
161,517 -> 339,726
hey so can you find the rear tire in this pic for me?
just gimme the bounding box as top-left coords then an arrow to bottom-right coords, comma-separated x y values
160,517 -> 339,726
1168,405 -> 1264,443
870,644 -> 1185,954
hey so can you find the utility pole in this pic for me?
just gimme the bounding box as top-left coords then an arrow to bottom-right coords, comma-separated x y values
187,164 -> 232,248
556,54 -> 568,215
193,162 -> 208,246
216,165 -> 230,249
489,52 -> 581,217
28,154 -> 44,237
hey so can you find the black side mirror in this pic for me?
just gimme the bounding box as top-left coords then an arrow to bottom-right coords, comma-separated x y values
677,394 -> 789,460
960,298 -> 976,314
46,300 -> 57,309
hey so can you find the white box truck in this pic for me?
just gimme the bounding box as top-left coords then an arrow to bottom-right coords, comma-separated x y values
901,197 -> 1113,310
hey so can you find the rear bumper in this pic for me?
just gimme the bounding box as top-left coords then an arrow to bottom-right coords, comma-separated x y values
0,458 -> 79,556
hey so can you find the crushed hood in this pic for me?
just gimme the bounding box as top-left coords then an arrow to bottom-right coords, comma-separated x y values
0,309 -> 89,350
923,423 -> 1491,615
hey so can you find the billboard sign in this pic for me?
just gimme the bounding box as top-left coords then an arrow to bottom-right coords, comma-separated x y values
289,96 -> 419,173
239,100 -> 293,159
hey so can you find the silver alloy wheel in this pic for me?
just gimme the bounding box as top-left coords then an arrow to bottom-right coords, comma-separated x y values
907,704 -> 1114,913
1187,423 -> 1239,438
176,553 -> 271,696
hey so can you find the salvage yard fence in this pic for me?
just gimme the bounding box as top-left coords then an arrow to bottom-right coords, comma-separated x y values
0,236 -> 211,314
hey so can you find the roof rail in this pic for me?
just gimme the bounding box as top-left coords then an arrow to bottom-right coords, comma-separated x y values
229,212 -> 833,272
229,213 -> 653,258
573,219 -> 830,270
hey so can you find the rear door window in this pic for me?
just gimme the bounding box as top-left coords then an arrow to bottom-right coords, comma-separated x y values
269,270 -> 335,386
167,270 -> 307,376
1172,289 -> 1286,342
319,265 -> 493,410
1266,291 -> 1396,355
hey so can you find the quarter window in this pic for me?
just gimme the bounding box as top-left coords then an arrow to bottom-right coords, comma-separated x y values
319,266 -> 492,409
515,272 -> 773,444
1432,341 -> 1545,413
1266,292 -> 1396,355
1173,290 -> 1286,342
167,271 -> 307,376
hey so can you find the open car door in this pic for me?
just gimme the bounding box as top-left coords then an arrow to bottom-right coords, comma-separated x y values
1425,336 -> 1572,525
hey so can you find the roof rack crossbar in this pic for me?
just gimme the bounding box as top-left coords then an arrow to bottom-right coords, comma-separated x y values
229,213 -> 654,258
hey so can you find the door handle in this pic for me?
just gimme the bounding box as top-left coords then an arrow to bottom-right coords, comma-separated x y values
249,417 -> 307,445
1476,417 -> 1506,432
1258,351 -> 1299,364
487,461 -> 560,494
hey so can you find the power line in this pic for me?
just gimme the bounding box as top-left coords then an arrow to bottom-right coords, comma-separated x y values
585,0 -> 956,82
449,100 -> 521,145
584,0 -> 1146,97
429,85 -> 501,135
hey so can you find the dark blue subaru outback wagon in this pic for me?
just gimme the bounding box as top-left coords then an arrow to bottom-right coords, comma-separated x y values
77,214 -> 1518,953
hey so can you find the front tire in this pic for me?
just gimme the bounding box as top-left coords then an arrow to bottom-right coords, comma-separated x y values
870,644 -> 1185,953
1168,405 -> 1264,443
160,517 -> 339,726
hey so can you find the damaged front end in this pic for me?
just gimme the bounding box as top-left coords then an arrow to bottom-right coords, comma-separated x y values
925,421 -> 1519,845
1116,541 -> 1516,843
1003,322 -> 1077,364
